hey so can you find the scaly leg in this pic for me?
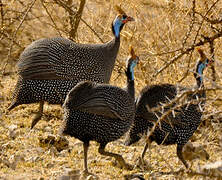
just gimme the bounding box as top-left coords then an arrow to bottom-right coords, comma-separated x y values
31,101 -> 44,129
83,141 -> 90,173
177,144 -> 189,168
98,144 -> 133,170
137,139 -> 151,169
141,142 -> 149,160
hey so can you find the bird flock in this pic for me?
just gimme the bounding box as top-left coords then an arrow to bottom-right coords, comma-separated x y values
7,5 -> 213,175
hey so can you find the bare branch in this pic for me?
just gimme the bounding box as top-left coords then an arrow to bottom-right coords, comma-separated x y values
0,0 -> 3,27
192,0 -> 220,45
153,29 -> 222,77
196,11 -> 222,24
54,0 -> 104,43
40,0 -> 62,37
182,0 -> 196,47
69,0 -> 86,40
2,0 -> 36,75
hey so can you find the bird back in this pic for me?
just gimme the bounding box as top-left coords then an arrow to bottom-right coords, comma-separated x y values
17,37 -> 120,83
64,81 -> 135,122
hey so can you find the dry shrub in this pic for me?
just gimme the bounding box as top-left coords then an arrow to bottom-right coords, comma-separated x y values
0,0 -> 222,179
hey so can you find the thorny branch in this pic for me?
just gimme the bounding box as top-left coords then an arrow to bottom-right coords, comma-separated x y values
182,0 -> 196,47
195,11 -> 222,25
192,0 -> 220,45
145,85 -> 222,142
153,29 -> 222,77
154,0 -> 221,78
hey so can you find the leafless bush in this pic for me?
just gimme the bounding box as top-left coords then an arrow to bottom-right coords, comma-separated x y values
0,0 -> 222,178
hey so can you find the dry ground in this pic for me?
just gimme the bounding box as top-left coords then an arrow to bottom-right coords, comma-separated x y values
1,0 -> 222,179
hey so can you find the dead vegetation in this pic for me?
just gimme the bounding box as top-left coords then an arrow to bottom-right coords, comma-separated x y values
0,0 -> 222,179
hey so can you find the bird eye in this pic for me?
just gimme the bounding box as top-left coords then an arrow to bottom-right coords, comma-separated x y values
122,14 -> 127,19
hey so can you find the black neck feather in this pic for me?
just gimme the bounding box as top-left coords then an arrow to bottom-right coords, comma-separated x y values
125,67 -> 135,100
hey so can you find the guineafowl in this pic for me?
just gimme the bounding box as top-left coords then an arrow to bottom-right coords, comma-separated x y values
60,47 -> 139,173
8,6 -> 134,129
124,48 -> 212,168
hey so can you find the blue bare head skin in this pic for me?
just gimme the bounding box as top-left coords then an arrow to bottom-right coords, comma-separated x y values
112,14 -> 134,38
198,58 -> 209,82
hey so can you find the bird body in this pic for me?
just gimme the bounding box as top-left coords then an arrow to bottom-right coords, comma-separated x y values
125,48 -> 211,168
17,37 -> 119,82
8,8 -> 134,128
61,47 -> 139,173
62,82 -> 135,144
9,37 -> 120,108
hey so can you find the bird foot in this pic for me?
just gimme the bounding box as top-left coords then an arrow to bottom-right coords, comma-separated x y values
31,112 -> 42,129
135,156 -> 151,170
112,159 -> 134,170
114,156 -> 134,170
124,162 -> 134,170
80,170 -> 98,179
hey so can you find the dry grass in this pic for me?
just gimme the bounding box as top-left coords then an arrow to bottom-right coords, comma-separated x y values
1,0 -> 222,179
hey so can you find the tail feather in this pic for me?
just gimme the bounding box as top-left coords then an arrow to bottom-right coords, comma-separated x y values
17,41 -> 57,80
8,101 -> 18,111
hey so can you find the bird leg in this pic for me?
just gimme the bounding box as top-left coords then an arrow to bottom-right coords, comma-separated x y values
136,139 -> 151,170
98,144 -> 133,170
177,144 -> 189,169
141,141 -> 150,160
31,101 -> 44,129
83,142 -> 89,174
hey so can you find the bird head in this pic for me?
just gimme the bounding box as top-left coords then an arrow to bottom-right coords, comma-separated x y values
196,48 -> 213,74
112,5 -> 134,38
195,48 -> 213,86
127,46 -> 139,69
125,46 -> 139,81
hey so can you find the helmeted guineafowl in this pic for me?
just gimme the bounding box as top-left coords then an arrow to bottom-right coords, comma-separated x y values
8,6 -> 134,129
124,48 -> 212,168
60,47 -> 139,173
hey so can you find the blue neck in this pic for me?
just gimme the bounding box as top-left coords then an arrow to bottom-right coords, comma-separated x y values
196,60 -> 208,87
197,62 -> 206,84
112,18 -> 123,38
130,66 -> 135,80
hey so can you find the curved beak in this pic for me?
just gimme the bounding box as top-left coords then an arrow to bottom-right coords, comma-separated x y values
127,16 -> 135,21
123,16 -> 135,23
207,58 -> 214,66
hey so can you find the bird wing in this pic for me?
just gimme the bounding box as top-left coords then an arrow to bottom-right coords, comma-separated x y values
71,96 -> 121,119
17,38 -> 59,80
17,37 -> 104,80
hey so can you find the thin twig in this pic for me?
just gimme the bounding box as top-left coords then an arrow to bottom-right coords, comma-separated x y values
153,0 -> 221,78
54,0 -> 104,43
0,0 -> 3,28
69,0 -> 86,40
182,0 -> 196,47
145,85 -> 222,141
2,0 -> 36,75
192,0 -> 220,45
153,29 -> 222,77
195,11 -> 222,24
40,0 -> 62,37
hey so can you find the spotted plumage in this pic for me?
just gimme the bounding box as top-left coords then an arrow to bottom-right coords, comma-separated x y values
125,48 -> 211,168
61,47 -> 139,173
8,9 -> 134,128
